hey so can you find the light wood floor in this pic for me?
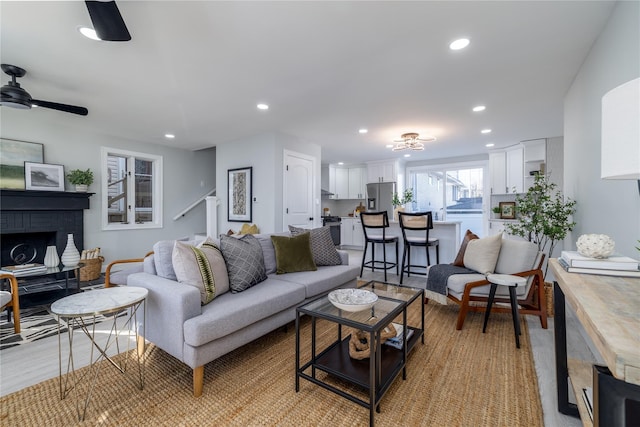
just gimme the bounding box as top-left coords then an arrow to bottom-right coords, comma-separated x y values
1,249 -> 596,427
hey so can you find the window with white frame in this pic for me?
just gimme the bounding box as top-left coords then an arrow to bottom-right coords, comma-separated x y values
101,147 -> 163,230
407,161 -> 487,236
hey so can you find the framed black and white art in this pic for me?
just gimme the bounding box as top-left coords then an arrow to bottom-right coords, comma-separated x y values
25,162 -> 65,192
228,166 -> 252,222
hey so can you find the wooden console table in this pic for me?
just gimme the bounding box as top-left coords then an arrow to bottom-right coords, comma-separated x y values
550,258 -> 640,427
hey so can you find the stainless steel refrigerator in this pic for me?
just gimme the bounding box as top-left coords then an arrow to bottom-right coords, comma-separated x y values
366,182 -> 396,219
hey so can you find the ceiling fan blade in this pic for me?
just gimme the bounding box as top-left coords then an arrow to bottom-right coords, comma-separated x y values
85,1 -> 131,41
31,100 -> 88,116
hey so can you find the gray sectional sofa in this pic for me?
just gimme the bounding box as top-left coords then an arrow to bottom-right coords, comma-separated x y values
125,232 -> 359,397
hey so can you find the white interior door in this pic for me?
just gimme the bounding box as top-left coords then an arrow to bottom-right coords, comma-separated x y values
284,151 -> 315,229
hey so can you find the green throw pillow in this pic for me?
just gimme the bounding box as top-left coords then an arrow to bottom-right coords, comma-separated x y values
270,233 -> 317,274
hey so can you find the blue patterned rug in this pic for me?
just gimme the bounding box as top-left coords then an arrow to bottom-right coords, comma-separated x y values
0,282 -> 124,350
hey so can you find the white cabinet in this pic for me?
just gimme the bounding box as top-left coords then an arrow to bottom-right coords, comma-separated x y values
367,160 -> 397,183
340,217 -> 364,248
489,146 -> 523,194
348,167 -> 366,199
523,139 -> 546,191
506,146 -> 524,193
329,165 -> 366,199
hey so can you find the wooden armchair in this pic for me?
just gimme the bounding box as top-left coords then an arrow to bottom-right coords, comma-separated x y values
446,240 -> 548,331
105,251 -> 153,288
0,273 -> 21,334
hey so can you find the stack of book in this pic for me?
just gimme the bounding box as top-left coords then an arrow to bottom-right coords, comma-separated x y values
383,323 -> 414,350
0,263 -> 48,277
559,251 -> 640,278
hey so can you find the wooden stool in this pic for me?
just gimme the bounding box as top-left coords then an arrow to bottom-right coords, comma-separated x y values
482,273 -> 527,348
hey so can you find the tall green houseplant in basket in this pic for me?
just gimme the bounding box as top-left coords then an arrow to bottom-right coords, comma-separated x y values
504,174 -> 577,277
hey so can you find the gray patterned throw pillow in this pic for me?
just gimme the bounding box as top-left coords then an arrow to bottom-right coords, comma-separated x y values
220,234 -> 267,293
288,225 -> 342,266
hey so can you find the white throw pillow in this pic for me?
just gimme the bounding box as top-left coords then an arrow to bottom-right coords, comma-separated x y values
463,232 -> 503,275
172,237 -> 230,305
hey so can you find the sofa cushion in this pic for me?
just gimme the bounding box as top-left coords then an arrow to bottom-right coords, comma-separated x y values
183,278 -> 306,346
271,233 -> 317,274
494,239 -> 539,274
239,223 -> 259,235
152,237 -> 190,280
289,225 -> 342,266
273,264 -> 360,299
452,229 -> 479,267
172,238 -> 230,305
463,233 -> 503,275
447,272 -> 527,299
252,232 -> 289,275
220,234 -> 267,293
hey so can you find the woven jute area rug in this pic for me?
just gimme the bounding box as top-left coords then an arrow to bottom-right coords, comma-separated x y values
0,302 -> 543,427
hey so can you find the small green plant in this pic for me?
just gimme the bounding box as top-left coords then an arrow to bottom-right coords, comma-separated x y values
504,174 -> 577,277
492,206 -> 501,214
392,188 -> 414,207
66,168 -> 94,185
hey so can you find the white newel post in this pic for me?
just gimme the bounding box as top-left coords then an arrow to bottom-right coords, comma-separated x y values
205,196 -> 219,238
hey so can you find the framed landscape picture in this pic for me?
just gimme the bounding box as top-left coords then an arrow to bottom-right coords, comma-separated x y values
228,166 -> 252,222
499,201 -> 516,219
0,139 -> 44,189
25,162 -> 65,191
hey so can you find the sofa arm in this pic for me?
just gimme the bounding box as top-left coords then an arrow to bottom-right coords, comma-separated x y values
337,249 -> 349,265
127,272 -> 201,362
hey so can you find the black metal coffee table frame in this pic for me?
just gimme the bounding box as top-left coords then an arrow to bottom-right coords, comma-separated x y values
295,281 -> 424,427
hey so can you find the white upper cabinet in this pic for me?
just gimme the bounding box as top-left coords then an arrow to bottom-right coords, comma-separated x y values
367,160 -> 398,183
522,139 -> 547,190
329,165 -> 366,199
489,145 -> 523,194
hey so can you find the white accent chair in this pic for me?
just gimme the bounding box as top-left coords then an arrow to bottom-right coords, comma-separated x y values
446,239 -> 547,331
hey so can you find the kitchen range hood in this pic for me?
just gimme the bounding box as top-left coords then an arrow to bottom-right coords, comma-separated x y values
321,188 -> 334,196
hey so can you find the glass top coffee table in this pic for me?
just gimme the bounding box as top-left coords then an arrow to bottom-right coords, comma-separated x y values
295,281 -> 424,427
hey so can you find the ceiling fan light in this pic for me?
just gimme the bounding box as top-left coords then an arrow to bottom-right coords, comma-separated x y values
0,98 -> 31,109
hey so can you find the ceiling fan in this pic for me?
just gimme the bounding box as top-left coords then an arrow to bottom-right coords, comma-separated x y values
0,64 -> 89,116
85,0 -> 131,42
392,133 -> 437,151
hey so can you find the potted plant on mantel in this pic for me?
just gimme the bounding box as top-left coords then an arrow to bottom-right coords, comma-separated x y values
504,174 -> 577,278
66,168 -> 94,192
391,188 -> 414,221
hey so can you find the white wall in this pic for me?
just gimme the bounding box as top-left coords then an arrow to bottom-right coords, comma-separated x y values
216,132 -> 321,234
564,1 -> 640,257
1,113 -> 216,265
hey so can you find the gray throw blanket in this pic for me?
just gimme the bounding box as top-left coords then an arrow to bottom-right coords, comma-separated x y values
425,264 -> 476,304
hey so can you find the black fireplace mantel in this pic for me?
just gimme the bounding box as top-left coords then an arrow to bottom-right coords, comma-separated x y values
0,190 -> 94,211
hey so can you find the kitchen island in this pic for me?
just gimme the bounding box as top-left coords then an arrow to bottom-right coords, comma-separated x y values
355,219 -> 461,268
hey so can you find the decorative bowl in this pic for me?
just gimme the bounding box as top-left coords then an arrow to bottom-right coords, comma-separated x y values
328,289 -> 378,312
576,234 -> 615,258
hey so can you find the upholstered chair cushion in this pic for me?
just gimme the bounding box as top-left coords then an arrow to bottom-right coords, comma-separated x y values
494,239 -> 539,274
463,232 -> 503,275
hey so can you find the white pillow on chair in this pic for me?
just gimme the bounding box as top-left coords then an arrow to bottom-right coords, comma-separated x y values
463,233 -> 503,275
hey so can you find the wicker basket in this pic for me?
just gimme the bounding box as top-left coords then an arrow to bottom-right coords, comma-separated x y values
544,282 -> 554,317
79,256 -> 104,282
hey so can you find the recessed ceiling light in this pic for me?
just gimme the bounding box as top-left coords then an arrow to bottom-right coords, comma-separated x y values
257,103 -> 269,110
385,144 -> 394,148
404,154 -> 411,158
481,129 -> 492,134
485,143 -> 495,147
473,105 -> 486,112
165,134 -> 175,139
338,162 -> 344,165
78,26 -> 100,41
359,129 -> 368,134
449,38 -> 470,50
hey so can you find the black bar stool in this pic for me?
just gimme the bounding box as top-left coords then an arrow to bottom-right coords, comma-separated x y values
359,211 -> 398,282
398,211 -> 439,284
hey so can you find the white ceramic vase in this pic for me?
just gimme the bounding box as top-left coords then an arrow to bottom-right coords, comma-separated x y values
43,245 -> 60,268
61,234 -> 80,267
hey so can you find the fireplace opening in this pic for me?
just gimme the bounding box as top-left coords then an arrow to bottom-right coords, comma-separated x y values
1,232 -> 57,268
